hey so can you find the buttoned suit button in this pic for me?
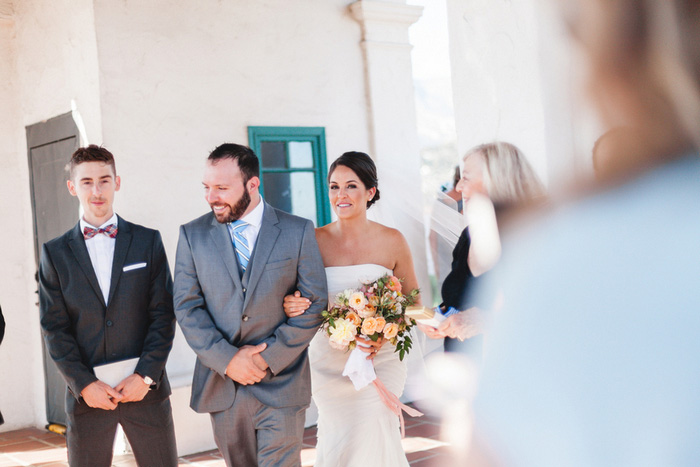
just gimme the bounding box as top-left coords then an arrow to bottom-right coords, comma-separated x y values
242,315 -> 249,322
106,320 -> 113,327
242,287 -> 246,293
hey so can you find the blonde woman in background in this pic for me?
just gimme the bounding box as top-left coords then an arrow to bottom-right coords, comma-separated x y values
422,142 -> 544,352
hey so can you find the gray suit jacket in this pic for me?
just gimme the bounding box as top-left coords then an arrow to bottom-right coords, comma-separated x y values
174,202 -> 327,412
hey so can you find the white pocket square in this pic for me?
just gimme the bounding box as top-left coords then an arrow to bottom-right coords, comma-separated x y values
123,262 -> 147,272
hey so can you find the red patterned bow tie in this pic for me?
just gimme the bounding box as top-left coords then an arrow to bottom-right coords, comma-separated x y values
83,224 -> 118,239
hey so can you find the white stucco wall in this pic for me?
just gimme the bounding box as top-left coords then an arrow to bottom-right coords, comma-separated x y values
0,0 -> 102,431
445,0 -> 599,187
0,14 -> 42,432
446,0 -> 549,181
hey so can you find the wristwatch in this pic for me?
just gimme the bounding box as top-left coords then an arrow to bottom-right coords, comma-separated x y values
138,373 -> 154,387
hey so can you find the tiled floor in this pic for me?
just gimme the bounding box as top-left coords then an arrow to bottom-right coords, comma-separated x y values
0,406 -> 453,466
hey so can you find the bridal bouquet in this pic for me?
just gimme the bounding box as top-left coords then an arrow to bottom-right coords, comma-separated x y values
322,274 -> 424,431
321,274 -> 419,361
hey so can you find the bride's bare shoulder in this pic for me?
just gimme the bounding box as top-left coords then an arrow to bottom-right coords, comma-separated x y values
369,221 -> 405,241
315,223 -> 337,242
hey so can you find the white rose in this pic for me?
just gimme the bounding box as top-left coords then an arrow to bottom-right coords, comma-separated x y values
328,318 -> 357,350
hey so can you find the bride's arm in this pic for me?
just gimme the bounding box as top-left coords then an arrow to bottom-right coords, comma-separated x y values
390,231 -> 421,306
283,291 -> 311,318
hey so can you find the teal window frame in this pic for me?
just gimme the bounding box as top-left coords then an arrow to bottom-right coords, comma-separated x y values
247,126 -> 331,226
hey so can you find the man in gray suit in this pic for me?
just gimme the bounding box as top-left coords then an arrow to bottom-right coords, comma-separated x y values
174,143 -> 327,467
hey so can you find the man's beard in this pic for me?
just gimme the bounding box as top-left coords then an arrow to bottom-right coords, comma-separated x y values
212,188 -> 251,224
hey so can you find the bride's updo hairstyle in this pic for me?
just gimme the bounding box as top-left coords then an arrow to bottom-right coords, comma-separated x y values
328,151 -> 381,209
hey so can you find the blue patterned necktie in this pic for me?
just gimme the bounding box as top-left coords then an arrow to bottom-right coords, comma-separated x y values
228,220 -> 250,273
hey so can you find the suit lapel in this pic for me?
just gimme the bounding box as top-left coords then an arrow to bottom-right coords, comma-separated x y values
209,216 -> 244,291
242,202 -> 280,310
107,216 -> 133,307
67,223 -> 106,308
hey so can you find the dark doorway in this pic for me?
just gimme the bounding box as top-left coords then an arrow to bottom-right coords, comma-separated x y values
26,112 -> 81,425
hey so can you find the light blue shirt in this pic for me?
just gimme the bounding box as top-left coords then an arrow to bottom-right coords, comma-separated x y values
227,199 -> 264,255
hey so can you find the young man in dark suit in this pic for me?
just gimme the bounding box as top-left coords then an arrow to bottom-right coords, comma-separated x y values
39,145 -> 178,466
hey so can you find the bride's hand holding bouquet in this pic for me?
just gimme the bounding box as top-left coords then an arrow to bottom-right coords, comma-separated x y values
323,274 -> 419,361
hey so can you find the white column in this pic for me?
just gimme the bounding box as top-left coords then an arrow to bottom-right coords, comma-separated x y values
350,0 -> 431,304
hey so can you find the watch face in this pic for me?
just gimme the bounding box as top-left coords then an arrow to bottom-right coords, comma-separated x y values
143,376 -> 154,386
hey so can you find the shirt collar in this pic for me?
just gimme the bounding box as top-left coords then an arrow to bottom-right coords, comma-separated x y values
235,198 -> 264,229
80,213 -> 118,232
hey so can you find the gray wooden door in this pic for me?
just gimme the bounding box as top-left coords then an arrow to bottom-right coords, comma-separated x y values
26,112 -> 80,425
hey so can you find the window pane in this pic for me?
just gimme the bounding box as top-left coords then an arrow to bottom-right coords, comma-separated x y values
262,171 -> 318,226
290,172 -> 318,226
288,141 -> 314,168
262,172 -> 292,213
260,141 -> 287,168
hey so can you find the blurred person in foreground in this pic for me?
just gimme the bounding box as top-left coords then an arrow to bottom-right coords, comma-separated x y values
471,1 -> 700,465
420,142 -> 544,354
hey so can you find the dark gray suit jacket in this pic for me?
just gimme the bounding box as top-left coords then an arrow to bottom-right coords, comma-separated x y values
39,216 -> 176,413
174,202 -> 327,412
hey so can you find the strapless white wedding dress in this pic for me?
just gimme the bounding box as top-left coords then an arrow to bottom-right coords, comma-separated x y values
309,264 -> 409,467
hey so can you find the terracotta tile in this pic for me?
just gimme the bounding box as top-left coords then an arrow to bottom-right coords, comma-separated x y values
9,446 -> 67,464
0,428 -> 46,441
185,453 -> 222,462
30,431 -> 65,442
404,422 -> 441,439
300,447 -> 316,467
0,420 -> 451,467
0,439 -> 54,453
111,458 -> 138,467
302,436 -> 317,446
411,452 -> 458,466
407,450 -> 435,462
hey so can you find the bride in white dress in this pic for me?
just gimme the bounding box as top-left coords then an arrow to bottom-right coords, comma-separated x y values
283,151 -> 420,466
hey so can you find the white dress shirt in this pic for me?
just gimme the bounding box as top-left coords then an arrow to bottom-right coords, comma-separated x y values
228,198 -> 264,255
80,213 -> 118,305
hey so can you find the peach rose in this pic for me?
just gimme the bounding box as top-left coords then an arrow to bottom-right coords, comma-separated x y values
361,317 -> 380,336
374,317 -> 387,334
349,292 -> 368,312
383,322 -> 399,339
358,304 -> 376,319
386,276 -> 402,293
346,311 -> 362,327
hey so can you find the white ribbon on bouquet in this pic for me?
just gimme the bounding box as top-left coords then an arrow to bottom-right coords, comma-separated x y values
342,343 -> 423,437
